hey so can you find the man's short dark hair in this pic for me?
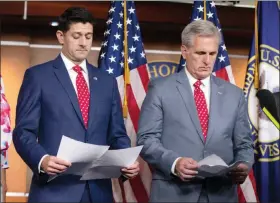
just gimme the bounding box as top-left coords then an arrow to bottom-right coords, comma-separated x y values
58,7 -> 95,32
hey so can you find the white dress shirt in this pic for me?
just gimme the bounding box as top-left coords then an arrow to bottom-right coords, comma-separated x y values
171,68 -> 211,175
184,68 -> 211,111
60,52 -> 89,92
38,52 -> 89,173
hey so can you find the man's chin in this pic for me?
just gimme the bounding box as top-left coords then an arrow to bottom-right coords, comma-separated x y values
75,55 -> 88,61
197,73 -> 211,79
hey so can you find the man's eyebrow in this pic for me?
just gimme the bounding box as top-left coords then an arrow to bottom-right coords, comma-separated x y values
72,32 -> 93,35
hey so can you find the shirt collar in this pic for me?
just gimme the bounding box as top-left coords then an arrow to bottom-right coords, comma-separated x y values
185,67 -> 210,88
60,52 -> 88,74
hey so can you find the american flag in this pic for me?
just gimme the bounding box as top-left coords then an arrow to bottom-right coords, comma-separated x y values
178,1 -> 258,202
98,1 -> 150,202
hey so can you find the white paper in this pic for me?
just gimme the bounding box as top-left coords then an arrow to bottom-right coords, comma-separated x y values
57,136 -> 110,175
80,146 -> 143,180
48,136 -> 142,182
197,154 -> 249,178
48,135 -> 109,181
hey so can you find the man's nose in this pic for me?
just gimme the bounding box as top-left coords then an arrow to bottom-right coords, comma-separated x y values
79,36 -> 86,46
203,54 -> 210,64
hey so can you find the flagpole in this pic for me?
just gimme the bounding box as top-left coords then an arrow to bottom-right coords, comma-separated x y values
203,0 -> 206,20
254,0 -> 259,89
123,0 -> 129,118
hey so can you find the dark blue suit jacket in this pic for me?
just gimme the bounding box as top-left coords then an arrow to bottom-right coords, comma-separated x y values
13,55 -> 131,202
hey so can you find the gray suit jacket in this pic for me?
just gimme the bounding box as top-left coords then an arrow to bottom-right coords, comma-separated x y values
137,70 -> 254,202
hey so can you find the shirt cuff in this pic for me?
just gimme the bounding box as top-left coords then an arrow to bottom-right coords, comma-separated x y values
38,155 -> 48,173
171,157 -> 181,176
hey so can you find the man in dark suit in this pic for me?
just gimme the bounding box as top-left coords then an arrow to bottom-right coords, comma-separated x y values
13,7 -> 139,203
137,20 -> 254,202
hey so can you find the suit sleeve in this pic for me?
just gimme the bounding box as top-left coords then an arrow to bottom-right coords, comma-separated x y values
137,81 -> 179,178
233,90 -> 254,168
107,77 -> 131,149
13,69 -> 47,175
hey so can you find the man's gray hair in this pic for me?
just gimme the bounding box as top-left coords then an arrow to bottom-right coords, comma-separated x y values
181,20 -> 221,47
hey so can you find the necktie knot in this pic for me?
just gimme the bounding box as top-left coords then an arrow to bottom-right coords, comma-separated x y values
73,65 -> 82,74
194,80 -> 202,88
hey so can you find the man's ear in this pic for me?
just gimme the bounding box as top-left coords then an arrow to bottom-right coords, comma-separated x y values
56,30 -> 64,45
180,45 -> 189,59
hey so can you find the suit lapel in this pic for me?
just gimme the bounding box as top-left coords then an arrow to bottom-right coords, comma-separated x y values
87,63 -> 100,132
52,55 -> 85,128
205,76 -> 224,145
176,70 -> 204,142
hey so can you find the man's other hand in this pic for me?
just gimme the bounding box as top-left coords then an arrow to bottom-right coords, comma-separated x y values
175,157 -> 198,181
121,161 -> 140,179
228,163 -> 249,184
41,155 -> 71,175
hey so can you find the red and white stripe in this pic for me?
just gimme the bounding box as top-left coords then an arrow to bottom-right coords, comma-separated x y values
212,65 -> 235,84
114,64 -> 150,202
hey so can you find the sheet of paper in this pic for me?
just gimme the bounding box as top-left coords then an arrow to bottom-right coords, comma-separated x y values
48,135 -> 110,181
57,135 -> 109,162
197,154 -> 249,178
81,166 -> 123,180
80,146 -> 143,180
198,154 -> 228,167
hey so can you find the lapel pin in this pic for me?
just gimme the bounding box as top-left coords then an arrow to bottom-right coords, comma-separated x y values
93,77 -> 98,81
218,92 -> 222,94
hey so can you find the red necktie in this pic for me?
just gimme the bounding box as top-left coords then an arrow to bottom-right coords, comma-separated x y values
73,65 -> 90,128
194,80 -> 209,141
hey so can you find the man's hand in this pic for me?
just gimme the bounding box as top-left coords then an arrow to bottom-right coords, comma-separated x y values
121,161 -> 140,179
41,155 -> 71,175
228,163 -> 249,184
175,157 -> 198,181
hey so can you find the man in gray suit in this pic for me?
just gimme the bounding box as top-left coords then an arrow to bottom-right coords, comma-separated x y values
137,20 -> 254,202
